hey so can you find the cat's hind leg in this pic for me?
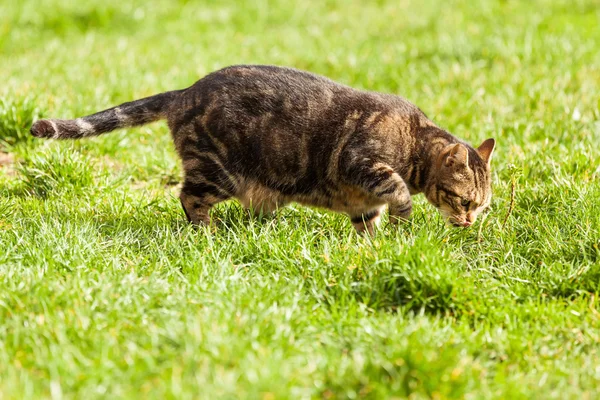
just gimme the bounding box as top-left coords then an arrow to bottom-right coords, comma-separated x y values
179,160 -> 236,226
179,181 -> 232,226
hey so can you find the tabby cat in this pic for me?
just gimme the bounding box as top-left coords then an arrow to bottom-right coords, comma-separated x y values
31,65 -> 495,233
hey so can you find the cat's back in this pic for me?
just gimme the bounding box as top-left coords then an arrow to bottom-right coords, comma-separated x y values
179,64 -> 419,117
182,65 -> 355,119
198,64 -> 345,95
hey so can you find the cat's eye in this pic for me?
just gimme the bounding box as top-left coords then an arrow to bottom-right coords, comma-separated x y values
460,199 -> 470,209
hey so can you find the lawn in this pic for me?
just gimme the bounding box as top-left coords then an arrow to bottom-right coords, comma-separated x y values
1,0 -> 599,398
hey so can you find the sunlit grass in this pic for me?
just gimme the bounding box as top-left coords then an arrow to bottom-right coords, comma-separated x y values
1,0 -> 599,398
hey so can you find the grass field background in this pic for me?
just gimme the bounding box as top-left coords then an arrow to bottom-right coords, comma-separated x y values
1,0 -> 599,398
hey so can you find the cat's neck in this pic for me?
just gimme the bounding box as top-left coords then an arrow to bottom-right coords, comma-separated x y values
408,126 -> 457,193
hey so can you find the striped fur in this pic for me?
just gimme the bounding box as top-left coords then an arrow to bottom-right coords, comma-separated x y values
31,65 -> 496,232
31,91 -> 181,139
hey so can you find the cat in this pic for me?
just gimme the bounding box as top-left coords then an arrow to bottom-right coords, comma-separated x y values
30,65 -> 495,234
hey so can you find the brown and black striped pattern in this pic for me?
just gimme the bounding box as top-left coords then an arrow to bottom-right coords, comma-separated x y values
31,65 -> 496,233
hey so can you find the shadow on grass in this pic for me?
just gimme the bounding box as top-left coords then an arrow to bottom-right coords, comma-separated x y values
312,232 -> 467,316
318,344 -> 474,399
211,201 -> 349,241
545,261 -> 600,300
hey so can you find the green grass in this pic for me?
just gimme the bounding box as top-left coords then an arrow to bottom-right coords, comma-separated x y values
1,0 -> 600,398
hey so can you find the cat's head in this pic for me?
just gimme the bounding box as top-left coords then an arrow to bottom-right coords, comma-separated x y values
424,138 -> 496,227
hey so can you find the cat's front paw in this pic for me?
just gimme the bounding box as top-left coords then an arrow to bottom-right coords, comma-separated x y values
388,202 -> 413,225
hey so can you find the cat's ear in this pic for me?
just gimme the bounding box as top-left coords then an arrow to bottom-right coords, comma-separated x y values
444,143 -> 468,168
477,138 -> 496,165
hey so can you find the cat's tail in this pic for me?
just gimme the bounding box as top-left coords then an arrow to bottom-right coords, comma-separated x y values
30,90 -> 181,139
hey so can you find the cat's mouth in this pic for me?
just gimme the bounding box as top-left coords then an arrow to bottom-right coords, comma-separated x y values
450,220 -> 471,228
449,218 -> 472,228
441,211 -> 472,228
438,209 -> 470,228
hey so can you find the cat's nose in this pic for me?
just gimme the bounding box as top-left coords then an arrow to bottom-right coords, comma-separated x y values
462,221 -> 472,227
466,212 -> 475,223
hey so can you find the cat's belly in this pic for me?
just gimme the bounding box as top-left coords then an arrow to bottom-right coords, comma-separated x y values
235,180 -> 385,215
235,180 -> 284,213
306,184 -> 387,215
